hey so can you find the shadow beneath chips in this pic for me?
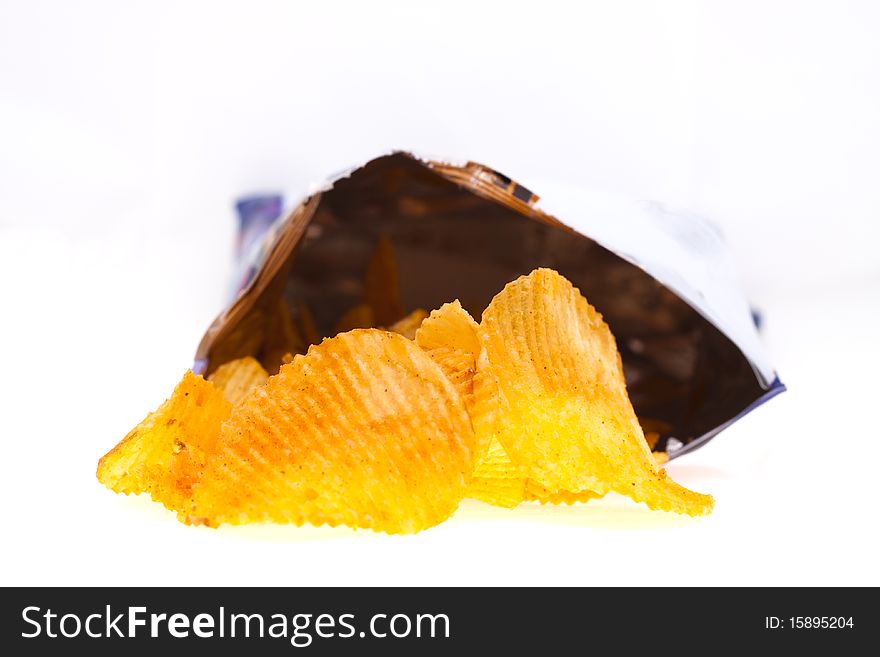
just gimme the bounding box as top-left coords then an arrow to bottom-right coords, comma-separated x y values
453,495 -> 704,530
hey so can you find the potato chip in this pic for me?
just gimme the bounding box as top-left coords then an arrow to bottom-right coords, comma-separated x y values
465,437 -> 603,508
208,356 -> 269,405
365,236 -> 404,326
415,301 -> 480,405
187,330 -> 476,533
643,431 -> 661,450
415,301 -> 494,461
97,371 -> 231,512
334,303 -> 375,334
414,302 -> 526,507
416,300 -> 481,354
388,308 -> 429,340
423,346 -> 477,405
464,438 -> 526,508
653,451 -> 669,466
524,481 -> 603,505
474,268 -> 713,516
297,302 -> 321,345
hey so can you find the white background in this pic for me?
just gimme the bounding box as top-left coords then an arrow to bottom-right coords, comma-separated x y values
1,0 -> 878,586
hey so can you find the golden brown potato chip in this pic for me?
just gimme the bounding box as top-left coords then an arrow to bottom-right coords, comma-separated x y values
653,451 -> 669,466
465,437 -> 602,508
297,302 -> 321,345
416,300 -> 481,354
474,268 -> 713,516
423,346 -> 477,407
415,302 -> 527,508
465,438 -> 526,508
334,303 -> 375,334
643,431 -> 661,450
388,308 -> 429,340
208,357 -> 269,405
524,481 -> 603,505
415,300 -> 480,407
97,371 -> 231,512
188,330 -> 476,533
365,236 -> 404,326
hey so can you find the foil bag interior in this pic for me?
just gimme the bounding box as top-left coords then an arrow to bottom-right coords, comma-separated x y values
194,152 -> 784,459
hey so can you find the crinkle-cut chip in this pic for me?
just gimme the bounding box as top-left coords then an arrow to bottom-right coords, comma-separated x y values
208,357 -> 269,405
365,236 -> 404,326
464,437 -> 601,508
388,308 -> 429,340
415,301 -> 493,461
96,371 -> 231,512
524,481 -> 603,505
465,438 -> 526,508
415,301 -> 480,405
422,346 -> 476,406
475,268 -> 714,516
465,477 -> 525,509
262,297 -> 305,373
416,300 -> 481,354
334,303 -> 375,334
469,357 -> 506,463
188,330 -> 476,533
472,439 -> 520,479
297,302 -> 320,345
653,451 -> 669,466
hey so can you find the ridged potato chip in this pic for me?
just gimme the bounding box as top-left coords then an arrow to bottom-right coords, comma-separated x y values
415,301 -> 529,507
97,371 -> 231,512
188,330 -> 476,533
465,438 -> 525,508
415,301 -> 496,464
388,308 -> 429,340
208,357 -> 269,405
415,300 -> 481,355
466,437 -> 601,508
415,300 -> 480,406
365,236 -> 404,326
416,299 -> 523,490
524,481 -> 603,505
474,268 -> 713,516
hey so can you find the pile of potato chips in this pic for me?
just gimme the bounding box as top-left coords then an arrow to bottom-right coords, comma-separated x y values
98,259 -> 713,533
